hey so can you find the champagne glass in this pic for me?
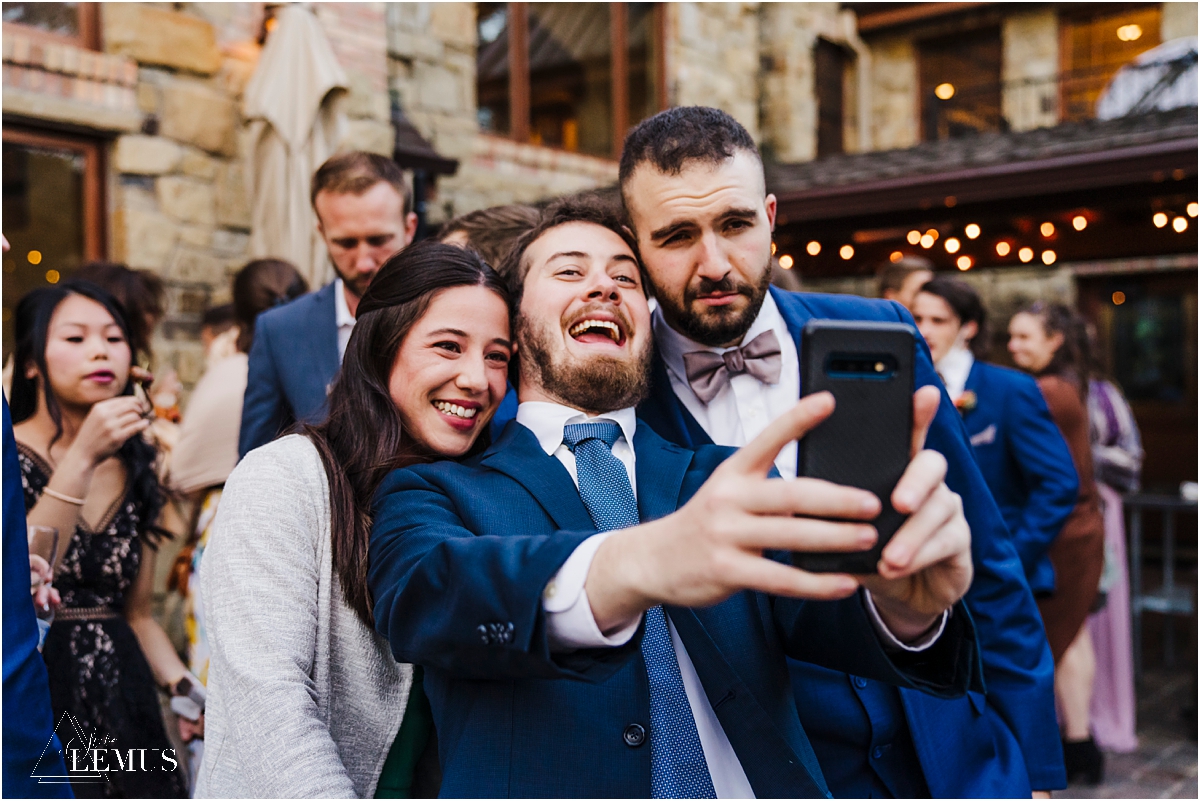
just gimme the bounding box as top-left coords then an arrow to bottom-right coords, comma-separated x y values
28,526 -> 59,651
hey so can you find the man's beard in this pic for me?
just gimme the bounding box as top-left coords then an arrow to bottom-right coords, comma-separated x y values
516,311 -> 652,414
335,265 -> 374,299
654,262 -> 772,347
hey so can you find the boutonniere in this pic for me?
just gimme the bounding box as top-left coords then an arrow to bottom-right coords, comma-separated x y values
954,390 -> 978,415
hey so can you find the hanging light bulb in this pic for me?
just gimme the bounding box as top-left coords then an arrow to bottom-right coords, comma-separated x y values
806,240 -> 821,256
1042,250 -> 1057,265
778,255 -> 794,269
889,251 -> 903,262
1018,247 -> 1034,263
839,244 -> 854,260
920,233 -> 935,249
906,230 -> 921,245
1173,216 -> 1188,233
995,241 -> 1011,257
1153,212 -> 1169,228
964,223 -> 981,239
1188,202 -> 1198,218
1040,222 -> 1055,237
1072,215 -> 1087,231
945,237 -> 961,254
956,255 -> 973,271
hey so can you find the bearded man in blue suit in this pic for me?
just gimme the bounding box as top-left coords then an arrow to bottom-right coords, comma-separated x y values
369,198 -> 983,798
625,107 -> 1065,797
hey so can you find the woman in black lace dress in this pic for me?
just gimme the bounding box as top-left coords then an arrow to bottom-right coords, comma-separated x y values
11,281 -> 188,798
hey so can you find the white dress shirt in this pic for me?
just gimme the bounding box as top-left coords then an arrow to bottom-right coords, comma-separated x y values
333,278 -> 356,362
518,401 -> 757,799
653,293 -> 801,479
935,345 -> 975,402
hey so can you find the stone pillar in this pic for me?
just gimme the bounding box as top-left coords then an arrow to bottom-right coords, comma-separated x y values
1002,8 -> 1059,132
866,35 -> 918,151
665,2 -> 762,141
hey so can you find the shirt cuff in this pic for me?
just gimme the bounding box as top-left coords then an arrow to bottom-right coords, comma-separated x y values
543,533 -> 640,651
862,589 -> 949,652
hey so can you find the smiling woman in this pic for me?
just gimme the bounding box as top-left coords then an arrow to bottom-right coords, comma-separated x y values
197,242 -> 513,799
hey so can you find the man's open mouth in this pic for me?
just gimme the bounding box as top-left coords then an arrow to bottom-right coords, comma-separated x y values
568,318 -> 626,346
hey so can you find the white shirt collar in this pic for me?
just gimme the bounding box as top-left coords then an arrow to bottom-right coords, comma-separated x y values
653,291 -> 785,386
936,345 -> 975,399
333,278 -> 355,328
515,401 -> 639,457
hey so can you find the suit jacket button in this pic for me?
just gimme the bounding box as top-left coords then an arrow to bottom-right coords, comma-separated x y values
623,723 -> 646,747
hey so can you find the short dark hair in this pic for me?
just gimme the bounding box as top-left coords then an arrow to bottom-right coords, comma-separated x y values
499,193 -> 640,306
918,276 -> 988,358
618,106 -> 760,205
877,256 -> 934,296
74,261 -> 166,363
201,303 -> 236,332
437,204 -> 541,268
232,258 -> 309,353
311,151 -> 412,215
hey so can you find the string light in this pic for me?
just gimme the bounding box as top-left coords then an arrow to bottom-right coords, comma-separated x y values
806,240 -> 821,256
956,255 -> 972,271
1018,247 -> 1034,263
995,241 -> 1011,257
919,234 -> 935,249
778,254 -> 794,269
1153,212 -> 1168,228
1042,250 -> 1057,265
839,244 -> 855,260
45,269 -> 60,284
1116,23 -> 1142,41
925,229 -> 939,242
1112,291 -> 1126,305
1188,202 -> 1198,218
964,223 -> 981,239
906,230 -> 921,245
1040,222 -> 1055,237
945,237 -> 961,254
1072,215 -> 1087,231
771,242 -> 777,255
1173,216 -> 1188,233
889,251 -> 903,262
27,250 -> 42,265
935,83 -> 955,100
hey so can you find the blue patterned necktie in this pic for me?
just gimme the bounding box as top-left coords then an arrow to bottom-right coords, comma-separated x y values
562,421 -> 717,799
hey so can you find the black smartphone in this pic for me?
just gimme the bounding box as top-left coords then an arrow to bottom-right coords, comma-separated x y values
792,320 -> 915,574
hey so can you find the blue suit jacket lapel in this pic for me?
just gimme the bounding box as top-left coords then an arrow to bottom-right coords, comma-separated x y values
479,421 -> 595,532
965,359 -> 983,395
638,356 -> 713,450
312,283 -> 341,391
631,421 -> 693,523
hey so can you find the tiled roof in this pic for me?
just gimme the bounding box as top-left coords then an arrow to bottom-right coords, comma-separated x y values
766,108 -> 1197,196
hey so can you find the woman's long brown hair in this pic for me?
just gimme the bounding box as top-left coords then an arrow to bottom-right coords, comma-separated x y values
301,242 -> 510,627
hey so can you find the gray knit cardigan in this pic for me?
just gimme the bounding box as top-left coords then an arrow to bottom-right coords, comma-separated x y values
195,435 -> 412,798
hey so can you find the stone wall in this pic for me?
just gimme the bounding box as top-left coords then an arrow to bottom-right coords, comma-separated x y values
1161,2 -> 1199,41
864,34 -> 919,151
666,2 -> 762,141
1001,8 -> 1059,133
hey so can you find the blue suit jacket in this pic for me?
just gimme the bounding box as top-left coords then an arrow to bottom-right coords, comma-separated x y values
3,399 -> 72,798
239,282 -> 340,457
962,361 -> 1078,595
369,420 -> 982,798
638,288 -> 1065,795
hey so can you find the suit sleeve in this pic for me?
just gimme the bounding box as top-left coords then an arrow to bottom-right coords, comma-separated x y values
368,468 -> 642,682
238,316 -> 291,459
1004,377 -> 1079,574
897,302 -> 1067,789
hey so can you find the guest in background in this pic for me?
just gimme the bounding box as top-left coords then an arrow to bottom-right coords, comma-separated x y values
1009,301 -> 1108,785
437,203 -> 540,268
1084,326 -> 1144,755
166,259 -> 308,788
197,243 -> 511,798
11,280 -> 189,798
877,255 -> 933,312
239,152 -> 419,457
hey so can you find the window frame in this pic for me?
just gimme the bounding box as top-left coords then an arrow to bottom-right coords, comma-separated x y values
2,2 -> 101,51
487,1 -> 667,160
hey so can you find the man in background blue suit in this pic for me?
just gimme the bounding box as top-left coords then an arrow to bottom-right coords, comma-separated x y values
912,277 -> 1078,598
625,107 -> 1065,797
3,396 -> 72,798
369,199 -> 983,798
238,152 -> 417,457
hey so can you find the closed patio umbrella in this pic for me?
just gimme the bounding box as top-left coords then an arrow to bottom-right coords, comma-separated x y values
244,4 -> 348,287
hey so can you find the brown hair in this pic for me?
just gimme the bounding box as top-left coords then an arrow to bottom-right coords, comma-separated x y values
437,204 -> 541,268
301,241 -> 511,627
232,258 -> 309,353
310,151 -> 413,215
877,256 -> 934,296
918,276 -> 989,359
499,194 -> 641,306
1014,301 -> 1090,395
75,262 -> 165,363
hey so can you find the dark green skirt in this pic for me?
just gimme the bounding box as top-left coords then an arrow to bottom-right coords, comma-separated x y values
375,666 -> 434,798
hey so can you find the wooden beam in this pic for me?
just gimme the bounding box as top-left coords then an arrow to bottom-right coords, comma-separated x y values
508,2 -> 530,144
611,2 -> 628,159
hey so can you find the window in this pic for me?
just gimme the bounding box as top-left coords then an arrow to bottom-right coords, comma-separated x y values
814,38 -> 851,157
2,128 -> 106,358
918,28 -> 1002,141
1060,5 -> 1163,122
1,2 -> 100,49
475,2 -> 664,159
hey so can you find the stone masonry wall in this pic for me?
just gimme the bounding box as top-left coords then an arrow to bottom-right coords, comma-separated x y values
1002,8 -> 1059,133
666,3 -> 762,141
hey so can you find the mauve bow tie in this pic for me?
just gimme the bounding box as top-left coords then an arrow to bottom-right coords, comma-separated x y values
682,330 -> 783,404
